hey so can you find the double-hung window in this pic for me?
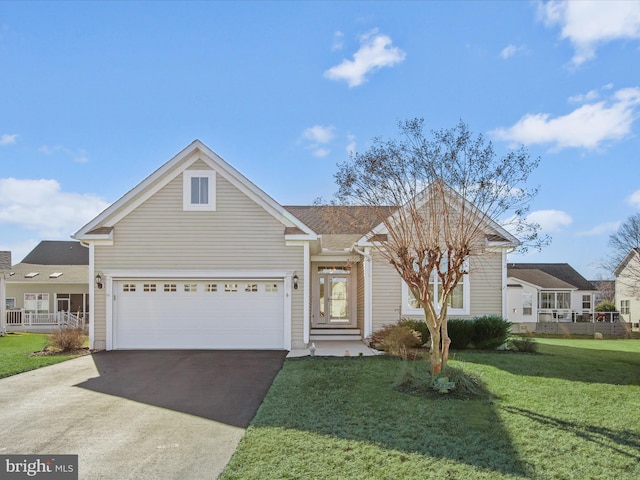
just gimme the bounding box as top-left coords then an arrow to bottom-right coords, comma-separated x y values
183,170 -> 216,211
402,272 -> 470,316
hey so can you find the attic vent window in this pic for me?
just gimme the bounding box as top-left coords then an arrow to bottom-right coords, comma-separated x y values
183,170 -> 216,211
49,272 -> 63,278
25,272 -> 39,278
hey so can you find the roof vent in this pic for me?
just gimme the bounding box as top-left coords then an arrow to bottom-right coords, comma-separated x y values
49,272 -> 63,278
25,272 -> 39,278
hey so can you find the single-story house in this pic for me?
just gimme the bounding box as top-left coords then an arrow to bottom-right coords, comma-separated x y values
614,248 -> 640,327
0,251 -> 11,335
5,241 -> 89,333
506,263 -> 596,329
73,140 -> 518,351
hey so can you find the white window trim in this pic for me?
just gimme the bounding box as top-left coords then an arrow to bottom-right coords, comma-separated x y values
183,170 -> 216,211
401,274 -> 470,316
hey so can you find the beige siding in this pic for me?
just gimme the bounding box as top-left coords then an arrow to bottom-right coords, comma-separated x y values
371,252 -> 402,331
371,250 -> 505,333
93,169 -> 304,349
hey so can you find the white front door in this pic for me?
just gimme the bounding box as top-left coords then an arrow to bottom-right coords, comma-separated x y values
312,266 -> 356,328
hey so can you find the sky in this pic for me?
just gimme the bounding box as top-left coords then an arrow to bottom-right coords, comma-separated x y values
1,0 -> 639,279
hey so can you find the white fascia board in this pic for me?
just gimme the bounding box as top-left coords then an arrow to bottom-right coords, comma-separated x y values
102,269 -> 291,280
285,234 -> 318,242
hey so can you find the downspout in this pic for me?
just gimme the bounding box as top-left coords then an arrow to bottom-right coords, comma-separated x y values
81,240 -> 96,350
303,241 -> 310,345
502,246 -> 517,320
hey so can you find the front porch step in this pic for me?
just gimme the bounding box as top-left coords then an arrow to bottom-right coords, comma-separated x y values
310,328 -> 361,335
310,329 -> 362,341
310,334 -> 362,341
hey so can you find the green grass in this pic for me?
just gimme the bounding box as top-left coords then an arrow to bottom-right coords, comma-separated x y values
0,333 -> 78,378
220,339 -> 640,479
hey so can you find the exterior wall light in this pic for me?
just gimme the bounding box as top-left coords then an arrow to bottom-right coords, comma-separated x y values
95,272 -> 103,289
293,273 -> 299,290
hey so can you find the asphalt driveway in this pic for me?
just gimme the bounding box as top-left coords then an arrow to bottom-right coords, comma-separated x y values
0,350 -> 286,479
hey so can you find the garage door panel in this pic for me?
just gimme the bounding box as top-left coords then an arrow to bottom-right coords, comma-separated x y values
114,280 -> 285,349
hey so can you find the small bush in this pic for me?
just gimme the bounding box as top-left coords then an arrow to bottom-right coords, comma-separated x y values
446,319 -> 475,350
595,301 -> 616,312
508,336 -> 538,353
369,323 -> 422,357
47,327 -> 86,352
471,315 -> 511,350
399,318 -> 430,345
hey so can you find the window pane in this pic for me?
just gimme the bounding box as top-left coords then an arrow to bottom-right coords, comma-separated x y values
191,177 -> 200,204
199,177 -> 208,204
522,293 -> 533,316
447,283 -> 464,309
557,292 -> 570,309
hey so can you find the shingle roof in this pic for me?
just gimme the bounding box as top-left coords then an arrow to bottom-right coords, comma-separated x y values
508,263 -> 595,291
20,241 -> 88,265
285,206 -> 395,235
0,251 -> 11,270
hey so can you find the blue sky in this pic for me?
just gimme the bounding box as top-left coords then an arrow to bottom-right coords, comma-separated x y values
1,1 -> 639,279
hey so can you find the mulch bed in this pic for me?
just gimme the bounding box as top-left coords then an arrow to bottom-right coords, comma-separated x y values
29,347 -> 92,357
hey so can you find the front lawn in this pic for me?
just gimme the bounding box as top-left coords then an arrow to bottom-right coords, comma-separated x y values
220,338 -> 640,479
0,333 -> 78,378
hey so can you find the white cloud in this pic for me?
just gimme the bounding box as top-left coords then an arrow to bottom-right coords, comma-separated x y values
568,89 -> 599,103
500,44 -> 526,59
346,134 -> 357,156
526,209 -> 573,232
0,239 -> 39,266
491,87 -> 640,150
0,178 -> 109,238
628,189 -> 640,209
332,31 -> 344,51
576,221 -> 621,237
39,144 -> 90,163
0,134 -> 18,145
324,30 -> 406,87
302,125 -> 336,157
539,0 -> 640,66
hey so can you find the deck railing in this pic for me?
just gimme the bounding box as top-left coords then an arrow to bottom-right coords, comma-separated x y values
5,310 -> 89,330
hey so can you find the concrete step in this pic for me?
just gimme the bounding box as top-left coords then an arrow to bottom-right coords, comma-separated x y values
310,328 -> 361,335
310,334 -> 362,341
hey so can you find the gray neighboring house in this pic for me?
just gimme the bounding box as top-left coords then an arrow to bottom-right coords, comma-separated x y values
0,251 -> 11,335
507,263 -> 596,329
5,241 -> 89,333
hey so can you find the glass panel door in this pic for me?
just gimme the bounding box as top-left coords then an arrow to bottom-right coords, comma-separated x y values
313,266 -> 355,327
328,276 -> 349,323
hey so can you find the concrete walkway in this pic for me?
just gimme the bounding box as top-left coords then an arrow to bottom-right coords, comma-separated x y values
0,350 -> 285,479
287,340 -> 382,358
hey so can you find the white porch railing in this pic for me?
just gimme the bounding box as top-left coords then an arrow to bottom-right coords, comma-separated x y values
537,309 -> 618,323
6,310 -> 89,330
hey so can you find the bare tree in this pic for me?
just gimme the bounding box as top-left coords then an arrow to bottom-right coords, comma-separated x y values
607,214 -> 640,291
334,119 -> 543,374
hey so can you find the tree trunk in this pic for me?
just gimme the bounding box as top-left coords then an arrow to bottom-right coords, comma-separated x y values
440,315 -> 451,372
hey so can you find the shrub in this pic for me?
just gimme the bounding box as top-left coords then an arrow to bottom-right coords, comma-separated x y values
446,319 -> 475,350
508,336 -> 538,353
471,315 -> 511,350
595,301 -> 616,312
369,323 -> 422,357
47,327 -> 86,352
399,318 -> 430,345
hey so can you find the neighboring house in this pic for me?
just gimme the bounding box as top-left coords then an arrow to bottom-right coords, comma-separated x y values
0,251 -> 11,335
73,140 -> 518,351
5,241 -> 89,332
614,248 -> 640,327
507,263 -> 596,328
590,279 -> 615,307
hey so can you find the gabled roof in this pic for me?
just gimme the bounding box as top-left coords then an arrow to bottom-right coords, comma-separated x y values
20,241 -> 88,265
613,248 -> 640,277
508,263 -> 595,291
73,140 -> 317,241
0,251 -> 11,270
354,182 -> 520,248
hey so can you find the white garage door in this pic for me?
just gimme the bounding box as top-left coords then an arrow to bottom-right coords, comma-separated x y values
114,280 -> 284,349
